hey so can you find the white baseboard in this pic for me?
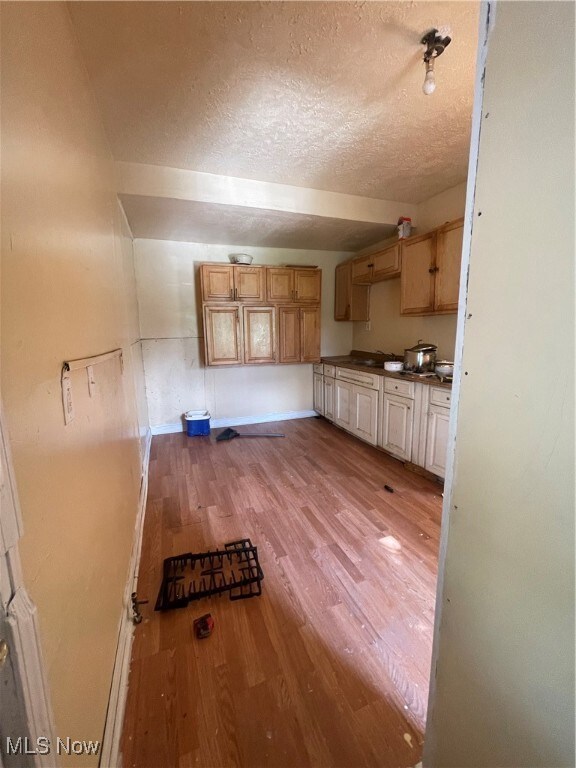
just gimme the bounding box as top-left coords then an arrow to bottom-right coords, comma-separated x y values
151,422 -> 184,435
150,410 -> 317,435
100,427 -> 152,768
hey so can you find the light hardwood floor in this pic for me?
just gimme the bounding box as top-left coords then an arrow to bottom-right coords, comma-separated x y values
121,417 -> 442,768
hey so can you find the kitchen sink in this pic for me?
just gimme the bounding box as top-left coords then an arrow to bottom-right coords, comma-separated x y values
354,359 -> 380,367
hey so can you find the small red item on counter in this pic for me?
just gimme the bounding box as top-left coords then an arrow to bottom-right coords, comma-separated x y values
193,613 -> 215,639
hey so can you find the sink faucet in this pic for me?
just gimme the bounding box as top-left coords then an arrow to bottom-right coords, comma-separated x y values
375,350 -> 396,360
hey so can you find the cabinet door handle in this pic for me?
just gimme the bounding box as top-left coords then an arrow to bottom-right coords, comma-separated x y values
428,267 -> 439,274
295,290 -> 298,299
230,288 -> 233,299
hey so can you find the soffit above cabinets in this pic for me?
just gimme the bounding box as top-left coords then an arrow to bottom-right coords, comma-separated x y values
69,1 -> 479,248
119,194 -> 397,251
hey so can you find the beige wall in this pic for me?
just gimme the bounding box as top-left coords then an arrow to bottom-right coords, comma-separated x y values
1,5 -> 148,764
352,182 -> 467,360
352,281 -> 459,360
425,3 -> 575,766
417,182 -> 467,234
135,239 -> 353,427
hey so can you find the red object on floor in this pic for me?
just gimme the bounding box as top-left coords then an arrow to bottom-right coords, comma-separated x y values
193,613 -> 214,639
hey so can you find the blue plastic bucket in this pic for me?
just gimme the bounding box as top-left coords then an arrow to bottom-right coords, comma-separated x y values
185,410 -> 210,436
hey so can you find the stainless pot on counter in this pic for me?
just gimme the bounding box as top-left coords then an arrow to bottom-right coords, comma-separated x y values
403,340 -> 437,372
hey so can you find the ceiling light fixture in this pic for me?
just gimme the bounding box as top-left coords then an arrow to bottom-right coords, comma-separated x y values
420,28 -> 452,96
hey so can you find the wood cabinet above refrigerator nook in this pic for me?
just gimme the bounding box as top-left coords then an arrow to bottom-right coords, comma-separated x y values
200,263 -> 321,367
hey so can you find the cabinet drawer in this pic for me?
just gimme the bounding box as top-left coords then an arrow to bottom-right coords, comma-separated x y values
429,386 -> 452,407
384,377 -> 415,399
313,363 -> 324,374
336,366 -> 380,390
323,364 -> 336,378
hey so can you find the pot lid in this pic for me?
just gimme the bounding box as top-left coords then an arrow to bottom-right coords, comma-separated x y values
406,340 -> 437,352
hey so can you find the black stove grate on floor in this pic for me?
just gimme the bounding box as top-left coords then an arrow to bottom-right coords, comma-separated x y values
154,538 -> 264,611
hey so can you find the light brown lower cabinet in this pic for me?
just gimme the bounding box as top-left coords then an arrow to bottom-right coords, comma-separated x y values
277,306 -> 300,363
243,306 -> 276,364
204,304 -> 320,366
203,305 -> 243,365
204,305 -> 276,365
278,306 -> 321,363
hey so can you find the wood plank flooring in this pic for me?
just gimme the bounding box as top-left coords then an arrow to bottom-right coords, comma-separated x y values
121,417 -> 442,768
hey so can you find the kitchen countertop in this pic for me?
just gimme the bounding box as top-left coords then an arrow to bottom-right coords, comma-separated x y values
320,355 -> 452,389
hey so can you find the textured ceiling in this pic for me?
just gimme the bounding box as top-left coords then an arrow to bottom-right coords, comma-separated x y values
119,194 -> 396,250
69,1 -> 479,204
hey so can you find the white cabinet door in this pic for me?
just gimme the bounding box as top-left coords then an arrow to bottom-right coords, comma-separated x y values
425,404 -> 450,478
313,372 -> 324,414
323,377 -> 335,421
334,379 -> 353,430
351,385 -> 378,445
380,393 -> 413,461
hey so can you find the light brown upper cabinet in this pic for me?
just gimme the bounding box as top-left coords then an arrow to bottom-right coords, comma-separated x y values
400,232 -> 437,314
267,267 -> 321,303
400,218 -> 464,315
278,306 -> 320,363
334,261 -> 369,322
334,262 -> 350,320
201,264 -> 265,302
267,268 -> 293,301
351,243 -> 401,285
351,255 -> 373,284
294,269 -> 322,302
435,219 -> 464,312
372,243 -> 401,281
